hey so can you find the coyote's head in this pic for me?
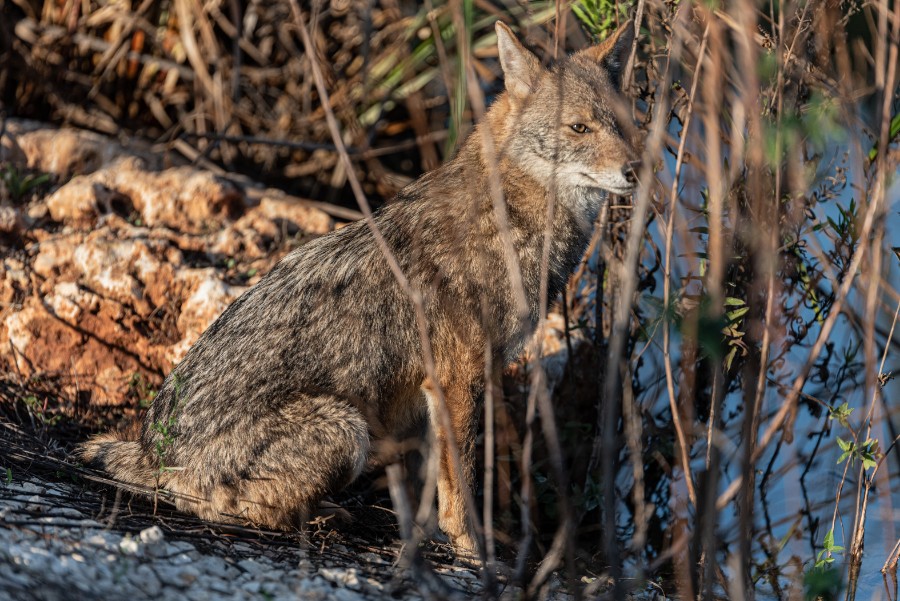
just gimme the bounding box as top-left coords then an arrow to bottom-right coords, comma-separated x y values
493,20 -> 639,197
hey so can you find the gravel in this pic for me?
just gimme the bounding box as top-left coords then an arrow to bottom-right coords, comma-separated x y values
0,470 -> 668,600
0,475 -> 544,601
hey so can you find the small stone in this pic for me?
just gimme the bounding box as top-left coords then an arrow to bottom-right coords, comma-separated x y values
119,535 -> 140,555
130,564 -> 162,597
207,577 -> 234,594
139,525 -> 165,545
168,540 -> 196,553
333,588 -> 366,601
184,588 -> 211,601
15,482 -> 45,495
86,533 -> 117,549
365,577 -> 384,591
0,206 -> 24,234
294,578 -> 331,600
0,564 -> 32,588
359,552 -> 386,564
168,552 -> 196,565
177,565 -> 201,586
192,556 -> 231,580
24,494 -> 45,512
295,558 -> 315,577
320,567 -> 361,590
237,558 -> 265,576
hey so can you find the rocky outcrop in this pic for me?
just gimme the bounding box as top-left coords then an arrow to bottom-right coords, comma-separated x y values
1,121 -> 334,405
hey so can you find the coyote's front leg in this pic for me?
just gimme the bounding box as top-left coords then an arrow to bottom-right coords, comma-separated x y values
424,375 -> 480,553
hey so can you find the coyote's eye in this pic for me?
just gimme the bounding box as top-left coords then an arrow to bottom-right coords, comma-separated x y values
570,123 -> 591,134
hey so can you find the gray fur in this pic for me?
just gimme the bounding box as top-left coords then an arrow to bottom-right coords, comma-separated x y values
80,21 -> 638,551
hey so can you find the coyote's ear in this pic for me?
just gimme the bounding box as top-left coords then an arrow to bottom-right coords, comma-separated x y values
495,21 -> 543,101
578,20 -> 635,89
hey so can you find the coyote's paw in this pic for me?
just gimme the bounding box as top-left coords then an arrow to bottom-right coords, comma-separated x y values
308,501 -> 353,526
451,532 -> 480,560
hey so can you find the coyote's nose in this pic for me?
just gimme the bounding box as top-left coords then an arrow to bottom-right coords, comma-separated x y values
623,160 -> 642,185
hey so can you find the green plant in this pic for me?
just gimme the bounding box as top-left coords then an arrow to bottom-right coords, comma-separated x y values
23,394 -> 62,427
804,563 -> 844,601
867,111 -> 900,160
835,437 -> 878,471
827,401 -> 853,428
151,374 -> 184,474
815,529 -> 844,569
572,0 -> 632,41
722,296 -> 749,370
55,469 -> 79,483
128,372 -> 157,409
0,165 -> 51,203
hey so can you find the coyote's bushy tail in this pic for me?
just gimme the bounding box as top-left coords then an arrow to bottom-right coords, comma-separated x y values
78,431 -> 158,488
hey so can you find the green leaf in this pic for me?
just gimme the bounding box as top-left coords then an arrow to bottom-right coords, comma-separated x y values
726,306 -> 750,321
828,402 -> 852,424
804,563 -> 844,599
724,345 -> 739,370
868,112 -> 900,161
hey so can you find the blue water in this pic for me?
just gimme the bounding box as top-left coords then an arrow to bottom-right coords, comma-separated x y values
609,138 -> 900,597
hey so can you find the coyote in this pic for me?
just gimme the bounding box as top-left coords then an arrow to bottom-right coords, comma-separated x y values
80,20 -> 639,552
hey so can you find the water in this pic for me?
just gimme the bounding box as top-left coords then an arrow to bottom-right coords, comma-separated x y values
602,138 -> 900,597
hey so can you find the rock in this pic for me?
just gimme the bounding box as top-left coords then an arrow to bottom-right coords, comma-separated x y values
130,564 -> 163,597
237,558 -> 266,577
184,589 -> 213,601
176,565 -> 201,586
139,526 -> 165,545
320,567 -> 362,590
85,533 -> 116,549
0,205 -> 25,234
0,469 -> 592,601
236,195 -> 334,239
1,121 -> 336,406
14,481 -> 45,495
206,577 -> 234,594
168,552 -> 196,565
49,507 -> 83,519
119,535 -> 140,555
294,577 -> 333,600
24,494 -> 45,513
0,563 -> 32,589
0,119 -> 157,178
190,556 -> 231,580
168,540 -> 198,554
333,588 -> 367,601
359,551 -> 387,564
